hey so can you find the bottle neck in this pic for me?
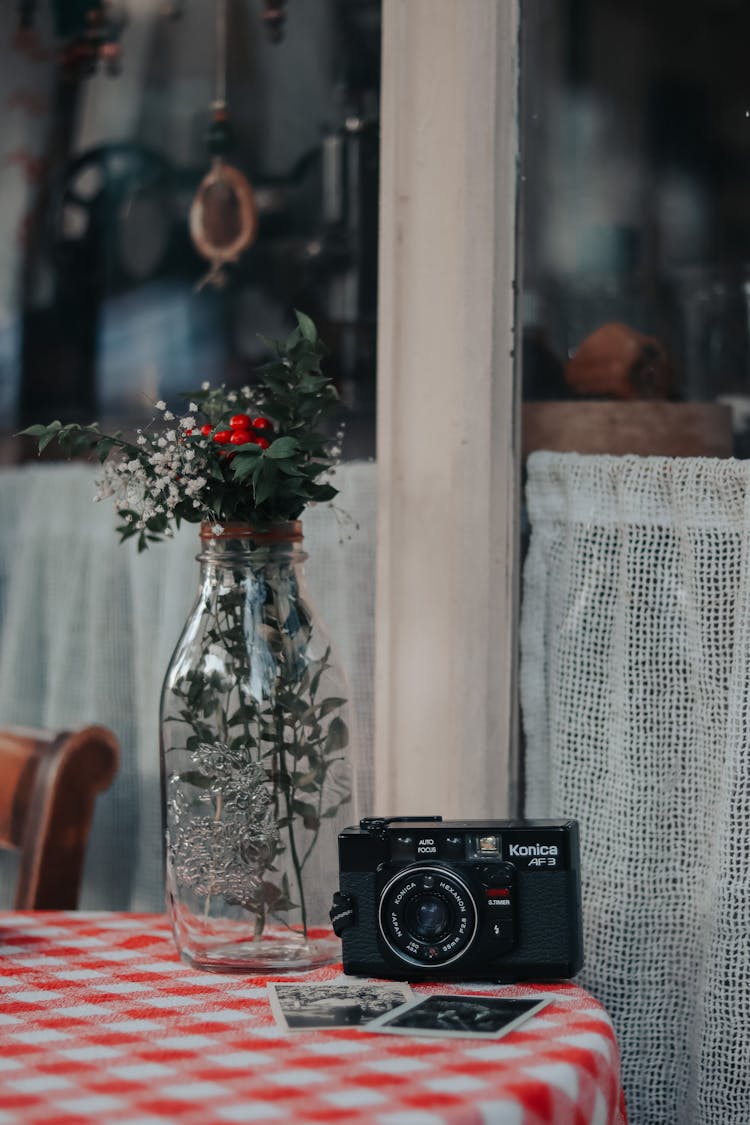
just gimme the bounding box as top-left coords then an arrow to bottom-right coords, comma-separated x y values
197,521 -> 307,575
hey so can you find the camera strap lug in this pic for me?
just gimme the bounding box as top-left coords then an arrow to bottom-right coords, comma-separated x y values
330,891 -> 356,936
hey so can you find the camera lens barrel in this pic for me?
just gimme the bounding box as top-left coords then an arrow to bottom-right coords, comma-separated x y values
378,865 -> 478,968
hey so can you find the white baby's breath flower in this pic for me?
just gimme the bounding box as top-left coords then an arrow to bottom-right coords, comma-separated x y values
93,477 -> 114,500
211,523 -> 224,535
189,401 -> 198,411
181,416 -> 195,430
165,430 -> 176,443
155,400 -> 167,411
201,381 -> 210,390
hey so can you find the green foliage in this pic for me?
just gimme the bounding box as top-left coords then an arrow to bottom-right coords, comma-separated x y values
17,311 -> 342,545
165,569 -> 350,936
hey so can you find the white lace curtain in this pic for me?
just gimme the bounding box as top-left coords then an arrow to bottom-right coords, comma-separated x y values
0,462 -> 376,912
522,451 -> 750,1125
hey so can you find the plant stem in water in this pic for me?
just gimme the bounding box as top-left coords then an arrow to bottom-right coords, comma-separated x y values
276,706 -> 308,936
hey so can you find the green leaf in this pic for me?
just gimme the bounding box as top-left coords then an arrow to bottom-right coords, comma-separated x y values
292,799 -> 320,832
38,431 -> 60,453
317,697 -> 347,718
297,373 -> 328,394
293,770 -> 320,789
16,424 -> 50,437
276,461 -> 305,478
95,437 -> 118,461
309,650 -> 331,697
295,309 -> 318,343
311,483 -> 338,502
266,436 -> 300,460
257,333 -> 282,355
146,513 -> 168,533
263,876 -> 299,913
254,473 -> 276,507
231,452 -> 262,481
325,717 -> 349,753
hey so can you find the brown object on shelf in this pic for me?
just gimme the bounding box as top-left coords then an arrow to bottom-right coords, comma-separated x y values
0,437 -> 23,466
523,402 -> 733,459
0,724 -> 119,909
565,322 -> 676,400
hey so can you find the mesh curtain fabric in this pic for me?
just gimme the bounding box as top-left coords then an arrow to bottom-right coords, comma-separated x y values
521,451 -> 750,1125
0,462 -> 375,914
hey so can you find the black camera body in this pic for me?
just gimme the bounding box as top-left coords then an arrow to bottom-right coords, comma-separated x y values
331,816 -> 583,982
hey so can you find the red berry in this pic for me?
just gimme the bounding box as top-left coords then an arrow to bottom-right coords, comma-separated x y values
251,416 -> 273,432
255,436 -> 270,450
229,429 -> 253,445
200,423 -> 213,436
213,429 -> 232,444
230,413 -> 252,429
184,428 -> 193,436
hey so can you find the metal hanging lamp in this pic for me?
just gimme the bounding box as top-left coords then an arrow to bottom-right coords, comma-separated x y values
189,0 -> 259,289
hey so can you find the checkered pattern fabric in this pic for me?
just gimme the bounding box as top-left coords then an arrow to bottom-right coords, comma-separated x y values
0,913 -> 627,1125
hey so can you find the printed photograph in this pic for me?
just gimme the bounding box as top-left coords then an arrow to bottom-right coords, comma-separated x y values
367,993 -> 550,1039
268,982 -> 414,1032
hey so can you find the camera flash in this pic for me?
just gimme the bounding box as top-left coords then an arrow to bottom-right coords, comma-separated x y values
478,835 -> 499,854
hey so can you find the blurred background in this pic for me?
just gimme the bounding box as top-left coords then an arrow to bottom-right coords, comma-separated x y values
3,0 -> 750,460
520,0 -> 750,456
0,0 -> 380,461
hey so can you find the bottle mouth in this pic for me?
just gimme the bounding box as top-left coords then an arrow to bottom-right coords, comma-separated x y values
199,520 -> 303,544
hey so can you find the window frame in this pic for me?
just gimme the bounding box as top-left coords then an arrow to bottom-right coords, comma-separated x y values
374,0 -> 522,817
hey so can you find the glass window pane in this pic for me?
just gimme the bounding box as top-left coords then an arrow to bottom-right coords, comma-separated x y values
1,2 -> 380,461
520,0 -> 750,454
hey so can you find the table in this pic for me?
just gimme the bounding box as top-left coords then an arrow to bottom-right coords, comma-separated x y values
0,912 -> 627,1125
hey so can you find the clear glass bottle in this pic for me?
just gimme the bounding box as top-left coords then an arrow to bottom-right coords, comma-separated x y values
160,521 -> 353,972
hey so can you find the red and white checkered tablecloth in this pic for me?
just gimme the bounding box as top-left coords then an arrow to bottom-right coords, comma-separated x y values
0,912 -> 627,1125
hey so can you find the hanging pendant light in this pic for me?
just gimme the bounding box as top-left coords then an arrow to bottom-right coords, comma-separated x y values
189,0 -> 258,289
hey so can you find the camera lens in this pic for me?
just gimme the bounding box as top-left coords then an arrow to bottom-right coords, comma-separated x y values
378,865 -> 478,969
407,894 -> 451,941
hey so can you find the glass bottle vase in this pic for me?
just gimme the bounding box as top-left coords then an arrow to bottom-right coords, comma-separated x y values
160,521 -> 353,971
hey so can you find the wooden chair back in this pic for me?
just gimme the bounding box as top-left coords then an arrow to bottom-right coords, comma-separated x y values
0,725 -> 119,909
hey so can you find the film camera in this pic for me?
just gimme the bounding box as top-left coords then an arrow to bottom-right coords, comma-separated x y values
330,817 -> 583,981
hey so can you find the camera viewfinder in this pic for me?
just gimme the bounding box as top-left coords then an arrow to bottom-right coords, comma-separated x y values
477,835 -> 500,856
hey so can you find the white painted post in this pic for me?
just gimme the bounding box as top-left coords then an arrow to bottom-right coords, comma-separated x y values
375,0 -> 521,818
